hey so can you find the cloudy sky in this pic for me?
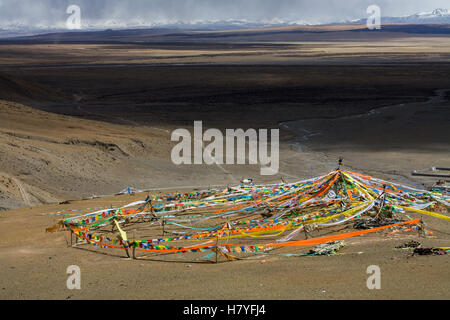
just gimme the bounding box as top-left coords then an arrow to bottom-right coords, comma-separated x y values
0,0 -> 449,29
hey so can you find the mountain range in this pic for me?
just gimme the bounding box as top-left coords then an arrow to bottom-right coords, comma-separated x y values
0,8 -> 449,38
346,8 -> 450,24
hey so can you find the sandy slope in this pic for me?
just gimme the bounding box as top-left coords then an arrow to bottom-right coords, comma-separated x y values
0,99 -> 171,209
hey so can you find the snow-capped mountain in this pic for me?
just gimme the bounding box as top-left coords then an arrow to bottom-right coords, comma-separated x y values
346,8 -> 450,24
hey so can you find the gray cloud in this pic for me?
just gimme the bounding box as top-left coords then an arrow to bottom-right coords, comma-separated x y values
0,0 -> 449,28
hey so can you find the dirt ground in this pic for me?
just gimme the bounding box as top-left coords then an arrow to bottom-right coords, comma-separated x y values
0,192 -> 449,300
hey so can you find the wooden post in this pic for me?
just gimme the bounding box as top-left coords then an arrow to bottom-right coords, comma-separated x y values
215,235 -> 219,263
122,241 -> 130,259
376,185 -> 387,218
132,230 -> 136,259
162,219 -> 166,237
418,217 -> 424,238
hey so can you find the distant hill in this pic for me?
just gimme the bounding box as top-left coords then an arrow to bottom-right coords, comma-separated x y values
0,23 -> 449,45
